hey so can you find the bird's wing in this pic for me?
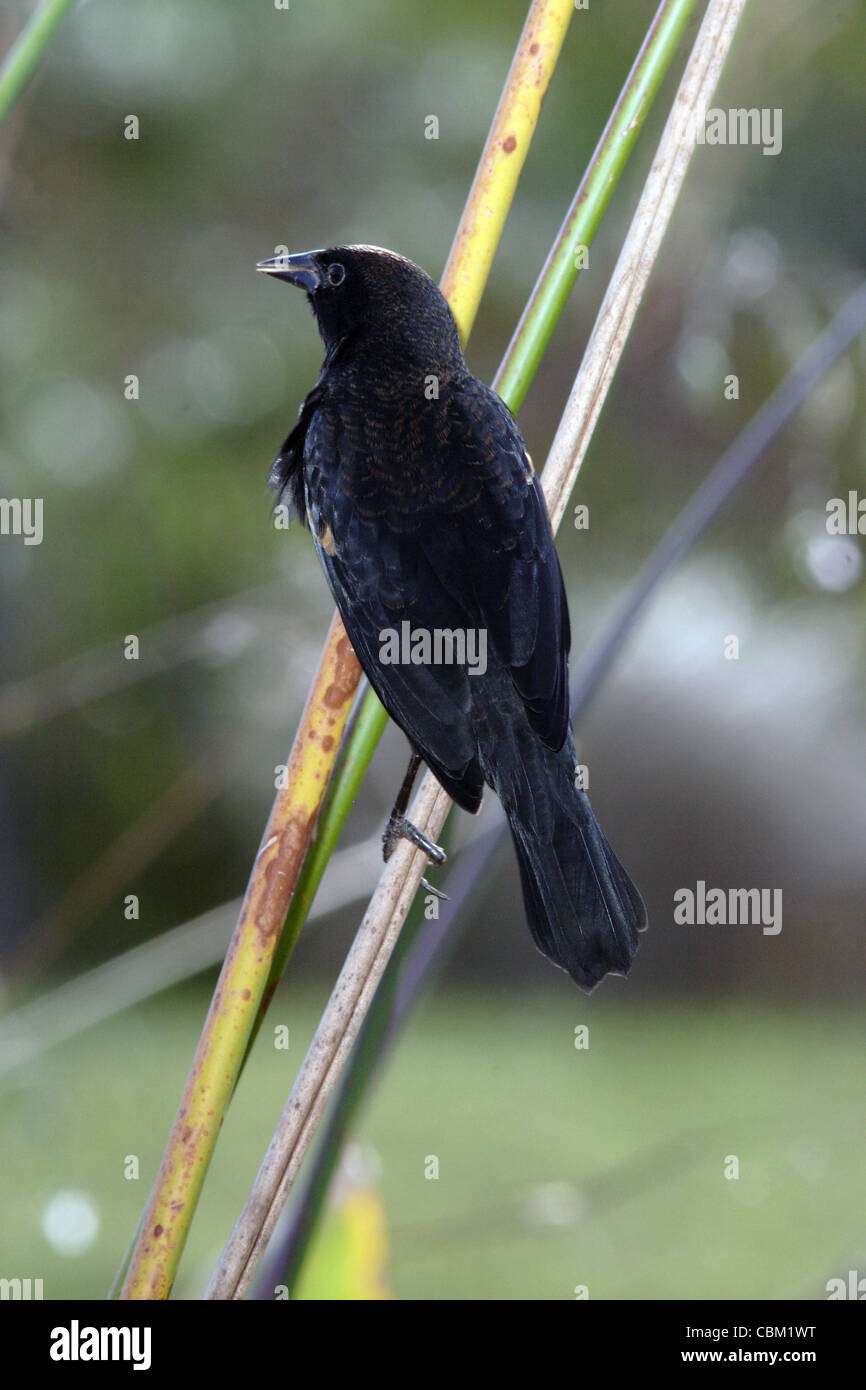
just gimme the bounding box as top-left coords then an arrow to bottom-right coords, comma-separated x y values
302,407 -> 485,813
418,379 -> 571,752
268,379 -> 325,523
269,330 -> 364,519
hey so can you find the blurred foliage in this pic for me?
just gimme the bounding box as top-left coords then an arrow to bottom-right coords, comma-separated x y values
2,0 -> 865,981
3,0 -> 866,1303
3,0 -> 861,984
1,985 -> 862,1299
293,1159 -> 391,1301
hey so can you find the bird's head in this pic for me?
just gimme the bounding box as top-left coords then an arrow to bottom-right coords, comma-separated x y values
257,244 -> 463,369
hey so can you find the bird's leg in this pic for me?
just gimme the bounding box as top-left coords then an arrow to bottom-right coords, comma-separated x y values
382,751 -> 445,861
382,752 -> 448,895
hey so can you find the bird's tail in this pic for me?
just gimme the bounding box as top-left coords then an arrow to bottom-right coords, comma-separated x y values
496,741 -> 646,991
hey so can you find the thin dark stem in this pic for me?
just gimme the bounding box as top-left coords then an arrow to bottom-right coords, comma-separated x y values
571,279 -> 866,713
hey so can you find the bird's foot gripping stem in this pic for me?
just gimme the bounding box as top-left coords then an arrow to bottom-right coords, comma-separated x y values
382,811 -> 446,866
382,814 -> 448,899
382,752 -> 449,898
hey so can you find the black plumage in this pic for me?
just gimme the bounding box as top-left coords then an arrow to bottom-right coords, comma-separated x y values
259,244 -> 646,989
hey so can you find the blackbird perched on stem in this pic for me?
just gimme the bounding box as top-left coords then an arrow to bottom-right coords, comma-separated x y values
258,244 -> 646,990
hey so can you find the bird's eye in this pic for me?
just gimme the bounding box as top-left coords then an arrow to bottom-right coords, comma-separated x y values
327,262 -> 346,286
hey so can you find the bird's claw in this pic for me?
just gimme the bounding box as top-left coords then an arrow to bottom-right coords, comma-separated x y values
382,812 -> 447,867
420,877 -> 449,901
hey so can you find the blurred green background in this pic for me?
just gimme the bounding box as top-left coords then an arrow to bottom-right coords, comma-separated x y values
1,0 -> 865,1299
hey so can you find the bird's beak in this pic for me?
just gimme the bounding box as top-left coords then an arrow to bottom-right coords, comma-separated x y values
256,252 -> 321,292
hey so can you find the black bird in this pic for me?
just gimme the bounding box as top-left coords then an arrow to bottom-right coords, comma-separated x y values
258,244 -> 646,989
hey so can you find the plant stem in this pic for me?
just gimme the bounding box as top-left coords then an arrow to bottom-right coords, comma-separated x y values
0,0 -> 76,129
496,0 -> 701,411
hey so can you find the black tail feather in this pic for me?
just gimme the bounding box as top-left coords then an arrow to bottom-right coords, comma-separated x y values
505,767 -> 646,992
